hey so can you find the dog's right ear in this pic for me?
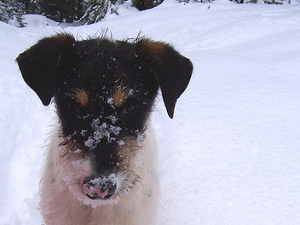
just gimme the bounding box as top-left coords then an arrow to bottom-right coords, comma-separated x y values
16,33 -> 75,106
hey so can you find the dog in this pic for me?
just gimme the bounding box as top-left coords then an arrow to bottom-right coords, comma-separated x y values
16,33 -> 193,225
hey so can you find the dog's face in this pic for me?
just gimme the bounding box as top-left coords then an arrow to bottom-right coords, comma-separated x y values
17,34 -> 192,206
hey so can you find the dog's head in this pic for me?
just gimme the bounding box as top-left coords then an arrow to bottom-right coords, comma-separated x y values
17,33 -> 192,206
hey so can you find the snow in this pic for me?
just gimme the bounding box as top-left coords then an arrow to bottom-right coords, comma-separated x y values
22,15 -> 59,28
84,119 -> 122,149
1,0 -> 300,224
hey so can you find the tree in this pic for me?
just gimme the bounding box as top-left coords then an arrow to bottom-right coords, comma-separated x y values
0,0 -> 26,27
36,0 -> 78,23
79,0 -> 124,24
132,0 -> 163,11
79,0 -> 110,24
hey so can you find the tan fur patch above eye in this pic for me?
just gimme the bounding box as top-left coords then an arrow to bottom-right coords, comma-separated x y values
76,90 -> 89,107
113,87 -> 129,107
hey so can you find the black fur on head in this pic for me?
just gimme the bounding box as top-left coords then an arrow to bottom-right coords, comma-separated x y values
17,33 -> 192,119
16,33 -> 193,178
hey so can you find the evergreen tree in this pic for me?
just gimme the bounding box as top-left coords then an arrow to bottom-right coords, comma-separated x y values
0,0 -> 26,27
80,0 -> 109,24
36,0 -> 78,23
132,0 -> 163,10
79,0 -> 122,24
21,0 -> 42,14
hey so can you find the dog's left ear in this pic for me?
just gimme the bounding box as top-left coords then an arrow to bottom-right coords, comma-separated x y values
137,39 -> 193,118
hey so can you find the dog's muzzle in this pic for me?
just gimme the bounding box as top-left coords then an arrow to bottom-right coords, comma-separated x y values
83,174 -> 117,200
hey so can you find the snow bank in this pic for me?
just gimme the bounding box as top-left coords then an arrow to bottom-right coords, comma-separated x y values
23,15 -> 59,28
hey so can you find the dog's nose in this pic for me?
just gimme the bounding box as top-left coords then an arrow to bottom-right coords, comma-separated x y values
83,175 -> 117,200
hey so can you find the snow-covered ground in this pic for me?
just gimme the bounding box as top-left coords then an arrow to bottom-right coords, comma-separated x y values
1,0 -> 300,224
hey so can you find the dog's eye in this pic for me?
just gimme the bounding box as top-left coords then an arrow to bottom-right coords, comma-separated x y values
122,99 -> 138,116
67,101 -> 80,114
124,104 -> 136,114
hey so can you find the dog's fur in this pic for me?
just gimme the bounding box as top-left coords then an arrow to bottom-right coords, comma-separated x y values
16,33 -> 193,225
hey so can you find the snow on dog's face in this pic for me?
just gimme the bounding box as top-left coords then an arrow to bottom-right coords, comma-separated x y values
16,33 -> 193,206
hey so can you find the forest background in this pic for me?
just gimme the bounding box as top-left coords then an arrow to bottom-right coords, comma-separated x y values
0,0 -> 294,28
